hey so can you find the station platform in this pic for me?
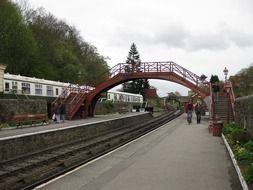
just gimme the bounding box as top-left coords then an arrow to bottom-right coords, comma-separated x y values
0,112 -> 148,139
35,114 -> 242,190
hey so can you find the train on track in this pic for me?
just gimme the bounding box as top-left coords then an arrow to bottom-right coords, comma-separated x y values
2,73 -> 143,104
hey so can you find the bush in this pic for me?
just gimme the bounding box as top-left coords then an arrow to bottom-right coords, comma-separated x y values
224,122 -> 253,184
103,100 -> 115,113
243,164 -> 253,182
223,122 -> 249,143
245,141 -> 253,152
0,123 -> 10,129
234,145 -> 253,161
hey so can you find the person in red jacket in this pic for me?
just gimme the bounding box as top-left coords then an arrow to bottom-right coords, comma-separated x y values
186,100 -> 193,124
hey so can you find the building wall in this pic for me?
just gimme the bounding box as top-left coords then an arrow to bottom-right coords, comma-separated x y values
234,95 -> 253,135
0,64 -> 6,93
144,89 -> 158,98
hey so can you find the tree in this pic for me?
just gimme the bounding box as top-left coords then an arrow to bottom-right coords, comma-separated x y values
230,64 -> 253,97
0,1 -> 109,85
210,75 -> 219,84
0,0 -> 39,76
122,43 -> 150,99
125,43 -> 141,72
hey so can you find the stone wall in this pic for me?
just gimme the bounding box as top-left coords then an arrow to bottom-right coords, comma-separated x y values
95,102 -> 137,114
0,99 -> 47,123
0,112 -> 152,161
235,95 -> 253,135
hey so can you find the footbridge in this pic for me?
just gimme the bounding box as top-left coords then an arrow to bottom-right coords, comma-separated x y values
54,61 -> 210,119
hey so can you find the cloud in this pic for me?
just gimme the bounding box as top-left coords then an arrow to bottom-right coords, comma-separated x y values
111,26 -> 154,46
110,22 -> 253,53
155,24 -> 189,48
185,33 -> 230,51
228,32 -> 253,48
153,24 -> 253,51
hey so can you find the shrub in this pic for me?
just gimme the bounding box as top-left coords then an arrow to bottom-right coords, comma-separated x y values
245,141 -> 253,152
0,123 -> 10,129
223,122 -> 249,143
234,146 -> 253,161
243,164 -> 253,182
103,100 -> 115,113
224,122 -> 253,184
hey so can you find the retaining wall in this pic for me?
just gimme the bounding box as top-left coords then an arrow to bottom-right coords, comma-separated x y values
0,99 -> 47,123
0,112 -> 152,162
235,95 -> 253,135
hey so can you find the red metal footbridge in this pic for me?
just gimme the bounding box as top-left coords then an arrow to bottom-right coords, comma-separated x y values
54,61 -> 211,119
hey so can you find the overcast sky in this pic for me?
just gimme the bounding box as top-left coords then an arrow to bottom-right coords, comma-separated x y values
26,0 -> 253,96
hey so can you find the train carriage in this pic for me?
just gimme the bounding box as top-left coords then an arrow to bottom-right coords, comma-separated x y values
3,73 -> 69,97
2,73 -> 143,105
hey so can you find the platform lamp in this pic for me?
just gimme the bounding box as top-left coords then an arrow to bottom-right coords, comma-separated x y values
223,67 -> 230,123
223,67 -> 228,82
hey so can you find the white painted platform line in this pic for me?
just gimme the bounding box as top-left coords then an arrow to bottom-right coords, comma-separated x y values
222,134 -> 249,190
0,113 -> 146,141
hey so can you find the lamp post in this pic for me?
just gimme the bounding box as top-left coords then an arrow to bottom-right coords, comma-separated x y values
223,67 -> 230,123
223,67 -> 228,82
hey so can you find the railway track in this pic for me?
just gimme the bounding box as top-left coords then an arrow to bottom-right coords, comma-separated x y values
0,110 -> 182,190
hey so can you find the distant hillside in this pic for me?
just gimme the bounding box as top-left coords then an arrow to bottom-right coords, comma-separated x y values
0,0 -> 109,86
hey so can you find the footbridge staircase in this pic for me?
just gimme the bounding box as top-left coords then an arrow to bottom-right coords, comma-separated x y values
209,81 -> 235,124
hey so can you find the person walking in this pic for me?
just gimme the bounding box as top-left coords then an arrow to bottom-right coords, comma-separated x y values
195,102 -> 202,124
186,100 -> 193,124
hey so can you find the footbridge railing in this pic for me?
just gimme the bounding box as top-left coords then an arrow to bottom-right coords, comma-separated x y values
109,61 -> 209,87
56,61 -> 210,119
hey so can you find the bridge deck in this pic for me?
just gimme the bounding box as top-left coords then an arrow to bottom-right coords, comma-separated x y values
35,114 -> 242,190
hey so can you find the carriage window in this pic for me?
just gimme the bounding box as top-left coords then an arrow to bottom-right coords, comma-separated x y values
47,86 -> 53,96
5,82 -> 10,92
21,82 -> 30,94
35,84 -> 42,95
12,81 -> 18,93
55,88 -> 59,96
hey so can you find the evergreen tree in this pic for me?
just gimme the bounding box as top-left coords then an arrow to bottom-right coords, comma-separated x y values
210,75 -> 219,84
122,43 -> 150,99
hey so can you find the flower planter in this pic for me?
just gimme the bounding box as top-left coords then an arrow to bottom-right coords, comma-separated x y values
213,121 -> 223,136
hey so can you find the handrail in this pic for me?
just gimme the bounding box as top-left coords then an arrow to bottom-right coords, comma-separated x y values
52,84 -> 72,105
56,61 -> 211,119
209,83 -> 215,122
67,85 -> 95,119
109,62 -> 209,87
224,81 -> 235,119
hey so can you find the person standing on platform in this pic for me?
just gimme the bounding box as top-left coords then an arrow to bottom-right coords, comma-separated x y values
195,102 -> 202,124
55,103 -> 61,123
60,102 -> 66,123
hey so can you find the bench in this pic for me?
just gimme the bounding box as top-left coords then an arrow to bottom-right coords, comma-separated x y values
13,114 -> 48,127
